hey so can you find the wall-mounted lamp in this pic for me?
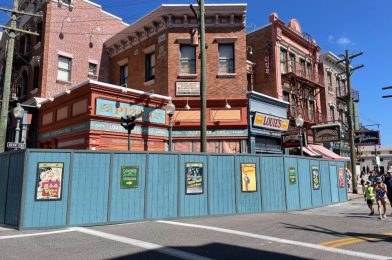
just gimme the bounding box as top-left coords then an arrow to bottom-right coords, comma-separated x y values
247,46 -> 253,55
225,99 -> 231,110
184,97 -> 191,110
65,89 -> 71,94
49,97 -> 54,102
59,16 -> 71,39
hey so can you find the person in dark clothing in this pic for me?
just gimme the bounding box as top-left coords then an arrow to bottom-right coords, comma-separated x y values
385,166 -> 392,216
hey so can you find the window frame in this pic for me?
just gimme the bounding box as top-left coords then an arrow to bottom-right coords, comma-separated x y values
218,43 -> 235,74
280,48 -> 287,74
119,64 -> 128,86
57,55 -> 72,82
179,45 -> 196,75
88,62 -> 97,76
145,52 -> 155,82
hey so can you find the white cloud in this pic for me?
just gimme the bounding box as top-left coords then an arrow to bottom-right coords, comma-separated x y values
336,37 -> 352,45
328,35 -> 334,43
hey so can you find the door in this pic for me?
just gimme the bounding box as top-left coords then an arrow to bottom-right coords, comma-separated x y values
329,165 -> 339,203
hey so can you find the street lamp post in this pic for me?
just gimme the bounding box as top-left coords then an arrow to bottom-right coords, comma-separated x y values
295,115 -> 304,156
165,100 -> 176,152
13,103 -> 24,146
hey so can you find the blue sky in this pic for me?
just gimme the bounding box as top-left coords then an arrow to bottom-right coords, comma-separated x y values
1,0 -> 392,146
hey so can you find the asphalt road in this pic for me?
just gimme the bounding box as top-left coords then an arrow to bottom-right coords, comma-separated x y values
0,198 -> 391,260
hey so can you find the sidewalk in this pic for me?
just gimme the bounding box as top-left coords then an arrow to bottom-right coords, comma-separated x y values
347,185 -> 364,200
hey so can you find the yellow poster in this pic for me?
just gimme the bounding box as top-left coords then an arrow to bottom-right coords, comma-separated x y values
241,163 -> 257,192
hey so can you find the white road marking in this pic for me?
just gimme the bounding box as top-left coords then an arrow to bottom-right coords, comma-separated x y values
0,229 -> 75,240
75,227 -> 213,260
157,220 -> 391,260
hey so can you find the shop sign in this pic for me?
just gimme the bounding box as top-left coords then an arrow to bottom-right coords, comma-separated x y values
253,112 -> 289,131
288,167 -> 296,185
95,98 -> 166,125
281,132 -> 307,148
90,120 -> 168,137
35,162 -> 64,201
185,163 -> 203,194
121,165 -> 139,189
173,129 -> 248,138
311,124 -> 341,143
354,130 -> 380,146
176,82 -> 200,96
38,122 -> 90,140
241,163 -> 257,192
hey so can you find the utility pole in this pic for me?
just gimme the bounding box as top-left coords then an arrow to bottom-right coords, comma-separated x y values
199,0 -> 207,152
337,50 -> 364,194
0,1 -> 41,152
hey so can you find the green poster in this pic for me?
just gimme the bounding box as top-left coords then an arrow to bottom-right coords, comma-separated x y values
288,167 -> 296,185
121,165 -> 139,189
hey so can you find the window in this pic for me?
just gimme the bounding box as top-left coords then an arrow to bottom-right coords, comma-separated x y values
36,22 -> 43,43
291,94 -> 297,117
57,56 -> 72,82
329,106 -> 335,122
300,59 -> 305,77
341,80 -> 346,96
180,45 -> 196,74
309,100 -> 315,121
120,64 -> 128,86
327,72 -> 332,87
336,77 -> 341,96
289,53 -> 296,73
306,63 -> 311,78
280,48 -> 287,74
33,66 -> 40,89
145,52 -> 155,81
338,111 -> 343,124
89,63 -> 97,76
218,44 -> 235,74
283,91 -> 289,102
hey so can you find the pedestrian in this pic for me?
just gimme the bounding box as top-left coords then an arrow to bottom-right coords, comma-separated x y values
360,175 -> 366,194
364,181 -> 375,216
375,177 -> 388,219
346,168 -> 352,192
384,166 -> 392,216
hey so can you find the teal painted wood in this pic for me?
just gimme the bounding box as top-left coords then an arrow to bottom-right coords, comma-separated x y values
320,161 -> 332,205
297,159 -> 312,209
110,153 -> 146,222
329,164 -> 339,203
261,157 -> 286,212
284,157 -> 300,210
235,155 -> 261,213
146,154 -> 178,219
4,152 -> 25,226
0,154 -> 10,225
209,155 -> 236,215
310,160 -> 322,207
22,152 -> 71,228
179,155 -> 208,217
69,153 -> 110,225
336,162 -> 347,202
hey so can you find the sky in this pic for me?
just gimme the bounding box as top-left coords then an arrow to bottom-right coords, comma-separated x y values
1,0 -> 392,146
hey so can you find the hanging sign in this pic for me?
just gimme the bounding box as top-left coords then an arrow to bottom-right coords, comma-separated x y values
288,167 -> 296,185
281,132 -> 307,148
311,124 -> 341,143
354,130 -> 380,146
121,165 -> 139,189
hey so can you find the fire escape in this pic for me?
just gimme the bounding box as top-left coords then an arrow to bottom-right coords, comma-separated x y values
281,34 -> 326,127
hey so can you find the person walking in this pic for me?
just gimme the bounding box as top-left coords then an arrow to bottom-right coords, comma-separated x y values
364,181 -> 375,215
384,166 -> 392,216
375,177 -> 388,219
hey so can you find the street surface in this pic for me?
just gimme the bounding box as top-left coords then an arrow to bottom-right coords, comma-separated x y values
0,198 -> 391,260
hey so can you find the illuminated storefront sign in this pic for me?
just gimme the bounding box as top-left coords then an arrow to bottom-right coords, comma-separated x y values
253,112 -> 289,131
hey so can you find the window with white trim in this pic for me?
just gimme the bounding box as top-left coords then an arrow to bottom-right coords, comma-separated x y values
88,63 -> 97,76
180,45 -> 196,74
218,44 -> 235,74
145,52 -> 155,82
57,55 -> 72,82
280,48 -> 287,74
120,64 -> 128,86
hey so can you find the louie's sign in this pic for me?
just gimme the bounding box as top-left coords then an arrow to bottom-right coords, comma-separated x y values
253,112 -> 289,132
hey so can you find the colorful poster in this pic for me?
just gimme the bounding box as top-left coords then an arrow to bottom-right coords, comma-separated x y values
35,162 -> 64,201
185,163 -> 203,194
338,167 -> 345,188
312,166 -> 320,190
121,165 -> 139,189
241,163 -> 257,192
288,167 -> 296,185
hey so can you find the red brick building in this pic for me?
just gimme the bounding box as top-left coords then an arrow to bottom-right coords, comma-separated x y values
0,0 -> 127,148
247,13 -> 327,135
104,4 -> 249,153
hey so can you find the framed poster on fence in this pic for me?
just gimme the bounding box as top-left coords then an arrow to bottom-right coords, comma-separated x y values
185,163 -> 203,195
311,166 -> 320,190
338,167 -> 345,188
241,163 -> 257,192
121,165 -> 139,189
288,167 -> 296,185
35,162 -> 64,201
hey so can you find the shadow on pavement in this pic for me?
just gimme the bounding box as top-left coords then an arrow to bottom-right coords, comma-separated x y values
281,223 -> 392,244
109,242 -> 310,260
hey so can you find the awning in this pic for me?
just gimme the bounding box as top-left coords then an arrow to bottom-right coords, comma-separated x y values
304,144 -> 345,160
